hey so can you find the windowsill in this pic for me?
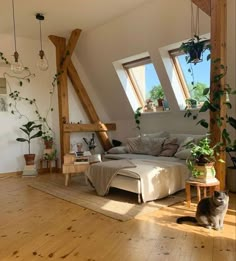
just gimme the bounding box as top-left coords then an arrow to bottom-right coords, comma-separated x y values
142,110 -> 171,115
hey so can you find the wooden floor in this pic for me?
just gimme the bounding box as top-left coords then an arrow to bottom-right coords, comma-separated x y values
0,174 -> 235,261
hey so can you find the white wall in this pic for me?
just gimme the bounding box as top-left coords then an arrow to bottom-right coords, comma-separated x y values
0,34 -> 60,173
75,0 -> 215,142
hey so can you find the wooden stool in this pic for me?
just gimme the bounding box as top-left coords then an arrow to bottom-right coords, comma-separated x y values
185,179 -> 220,208
39,158 -> 58,174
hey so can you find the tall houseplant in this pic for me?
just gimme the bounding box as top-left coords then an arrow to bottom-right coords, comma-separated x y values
16,121 -> 42,165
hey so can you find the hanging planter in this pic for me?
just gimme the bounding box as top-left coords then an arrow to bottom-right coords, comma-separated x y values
180,35 -> 208,64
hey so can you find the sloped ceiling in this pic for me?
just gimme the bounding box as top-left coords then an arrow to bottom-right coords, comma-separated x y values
0,0 -> 151,39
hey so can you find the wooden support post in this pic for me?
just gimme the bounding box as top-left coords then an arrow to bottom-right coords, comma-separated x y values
49,29 -> 114,157
210,0 -> 227,189
48,35 -> 70,164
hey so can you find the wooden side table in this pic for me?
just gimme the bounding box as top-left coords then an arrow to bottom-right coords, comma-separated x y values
62,154 -> 90,186
39,158 -> 58,174
185,179 -> 220,208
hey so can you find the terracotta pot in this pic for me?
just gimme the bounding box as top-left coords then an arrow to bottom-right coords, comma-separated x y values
44,140 -> 53,149
24,154 -> 35,165
157,98 -> 164,107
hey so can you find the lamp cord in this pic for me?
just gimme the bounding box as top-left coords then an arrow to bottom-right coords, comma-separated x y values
39,20 -> 43,51
12,0 -> 17,52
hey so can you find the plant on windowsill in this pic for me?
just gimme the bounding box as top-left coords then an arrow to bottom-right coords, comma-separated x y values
16,121 -> 42,165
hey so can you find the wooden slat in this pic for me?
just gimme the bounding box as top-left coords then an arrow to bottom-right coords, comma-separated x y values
48,35 -> 70,163
210,0 -> 227,190
63,123 -> 116,133
192,0 -> 211,16
67,60 -> 113,151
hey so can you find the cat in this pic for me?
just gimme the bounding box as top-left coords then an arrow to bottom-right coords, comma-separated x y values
177,191 -> 229,230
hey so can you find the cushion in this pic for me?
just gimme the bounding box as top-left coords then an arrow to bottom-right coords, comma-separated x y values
176,136 -> 195,153
126,136 -> 142,154
142,131 -> 169,138
159,137 -> 179,157
170,133 -> 205,146
174,149 -> 192,160
139,136 -> 166,156
107,146 -> 128,154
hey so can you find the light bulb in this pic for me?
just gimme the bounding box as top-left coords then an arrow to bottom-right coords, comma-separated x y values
11,51 -> 24,74
37,50 -> 48,71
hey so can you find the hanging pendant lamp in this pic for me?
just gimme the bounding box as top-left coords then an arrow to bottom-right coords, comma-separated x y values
11,0 -> 24,74
36,13 -> 48,71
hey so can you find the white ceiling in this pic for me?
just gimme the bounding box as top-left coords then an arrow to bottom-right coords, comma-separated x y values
0,0 -> 151,40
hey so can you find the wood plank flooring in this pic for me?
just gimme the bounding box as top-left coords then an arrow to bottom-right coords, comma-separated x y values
0,174 -> 235,261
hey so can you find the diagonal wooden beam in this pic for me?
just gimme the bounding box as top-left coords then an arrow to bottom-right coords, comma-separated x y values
48,35 -> 70,164
67,61 -> 113,151
61,29 -> 82,72
210,0 -> 227,190
192,0 -> 211,16
63,123 -> 116,133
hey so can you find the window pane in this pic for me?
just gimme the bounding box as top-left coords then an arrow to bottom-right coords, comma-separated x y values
177,49 -> 210,102
127,62 -> 169,111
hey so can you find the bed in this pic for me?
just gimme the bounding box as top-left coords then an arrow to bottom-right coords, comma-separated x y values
85,155 -> 190,203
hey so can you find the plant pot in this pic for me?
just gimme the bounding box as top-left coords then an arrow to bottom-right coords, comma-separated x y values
24,154 -> 35,165
226,167 -> 236,192
44,140 -> 53,149
191,163 -> 216,182
188,47 -> 203,64
157,98 -> 164,107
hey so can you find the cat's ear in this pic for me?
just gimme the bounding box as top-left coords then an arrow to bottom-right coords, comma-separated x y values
224,190 -> 229,195
214,191 -> 220,197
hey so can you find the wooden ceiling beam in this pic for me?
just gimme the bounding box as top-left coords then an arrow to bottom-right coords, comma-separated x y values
192,0 -> 211,16
67,61 -> 113,151
61,29 -> 82,72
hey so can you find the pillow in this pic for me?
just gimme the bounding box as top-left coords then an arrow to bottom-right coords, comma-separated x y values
126,136 -> 142,154
159,138 -> 179,157
89,154 -> 102,164
107,146 -> 128,154
176,136 -> 195,153
139,136 -> 166,156
170,133 -> 205,146
142,131 -> 169,138
112,139 -> 122,147
175,149 -> 192,160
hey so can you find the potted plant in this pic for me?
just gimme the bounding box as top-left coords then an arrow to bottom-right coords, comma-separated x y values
226,145 -> 236,192
42,130 -> 54,149
16,121 -> 42,165
180,35 -> 209,64
134,107 -> 142,131
186,136 -> 218,181
150,85 -> 165,107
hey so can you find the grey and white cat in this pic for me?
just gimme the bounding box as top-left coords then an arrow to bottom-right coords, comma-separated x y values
177,191 -> 229,230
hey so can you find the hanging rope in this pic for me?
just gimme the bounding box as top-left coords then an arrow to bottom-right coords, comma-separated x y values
191,0 -> 200,38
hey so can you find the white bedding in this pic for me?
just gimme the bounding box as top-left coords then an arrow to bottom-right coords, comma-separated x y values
86,157 -> 190,203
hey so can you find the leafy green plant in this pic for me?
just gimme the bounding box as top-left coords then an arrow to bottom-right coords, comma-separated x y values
149,85 -> 164,100
186,136 -> 219,177
134,107 -> 142,130
180,35 -> 210,64
16,121 -> 42,154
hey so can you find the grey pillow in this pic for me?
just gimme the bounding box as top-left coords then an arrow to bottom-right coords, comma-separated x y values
139,136 -> 166,156
175,149 -> 192,160
159,138 -> 179,157
107,146 -> 128,154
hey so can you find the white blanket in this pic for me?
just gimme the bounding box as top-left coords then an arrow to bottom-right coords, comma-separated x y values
86,159 -> 189,202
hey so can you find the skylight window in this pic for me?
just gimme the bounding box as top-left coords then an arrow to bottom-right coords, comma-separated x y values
122,57 -> 169,112
169,45 -> 210,109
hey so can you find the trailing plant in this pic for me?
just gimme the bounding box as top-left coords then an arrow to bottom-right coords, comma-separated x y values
184,57 -> 236,156
134,107 -> 142,131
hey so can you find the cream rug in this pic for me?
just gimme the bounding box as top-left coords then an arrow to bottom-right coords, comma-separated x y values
28,174 -> 186,221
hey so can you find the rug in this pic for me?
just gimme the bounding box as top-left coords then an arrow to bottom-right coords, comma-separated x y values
28,174 -> 186,222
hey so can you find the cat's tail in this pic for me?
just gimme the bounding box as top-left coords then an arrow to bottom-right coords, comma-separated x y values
176,216 -> 197,224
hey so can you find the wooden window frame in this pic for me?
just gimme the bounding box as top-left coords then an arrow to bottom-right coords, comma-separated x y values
123,57 -> 152,108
